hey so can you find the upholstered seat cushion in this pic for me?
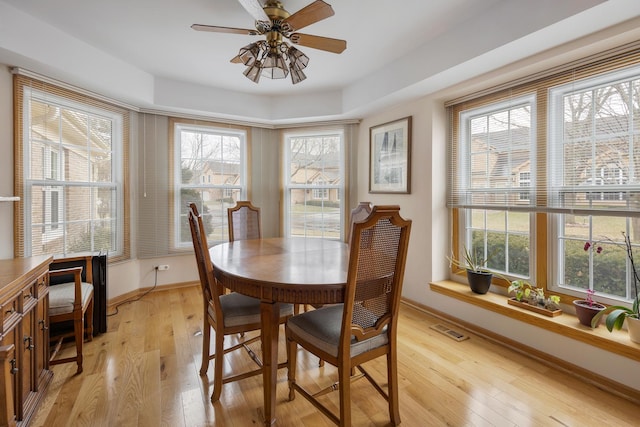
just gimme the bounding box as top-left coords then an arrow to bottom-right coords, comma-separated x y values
217,292 -> 294,328
286,304 -> 388,358
48,282 -> 94,316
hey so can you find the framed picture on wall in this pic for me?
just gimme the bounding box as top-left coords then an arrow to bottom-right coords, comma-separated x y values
369,116 -> 412,194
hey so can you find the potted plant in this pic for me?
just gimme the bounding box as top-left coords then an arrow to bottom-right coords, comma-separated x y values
590,232 -> 640,343
447,246 -> 493,294
507,280 -> 533,302
507,280 -> 562,316
573,289 -> 606,328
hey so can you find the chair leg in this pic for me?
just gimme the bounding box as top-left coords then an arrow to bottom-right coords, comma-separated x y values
211,329 -> 225,403
200,323 -> 211,376
286,334 -> 297,401
74,315 -> 84,374
387,351 -> 401,425
338,362 -> 351,426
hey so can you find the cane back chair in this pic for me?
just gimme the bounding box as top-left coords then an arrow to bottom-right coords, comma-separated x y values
227,201 -> 261,242
188,203 -> 294,403
286,205 -> 412,426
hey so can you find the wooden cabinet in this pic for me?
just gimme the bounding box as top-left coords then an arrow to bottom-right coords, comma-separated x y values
0,256 -> 53,427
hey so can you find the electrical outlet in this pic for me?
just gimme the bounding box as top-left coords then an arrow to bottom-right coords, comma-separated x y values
156,264 -> 169,271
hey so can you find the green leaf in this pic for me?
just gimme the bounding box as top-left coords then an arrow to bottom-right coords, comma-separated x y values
604,308 -> 633,332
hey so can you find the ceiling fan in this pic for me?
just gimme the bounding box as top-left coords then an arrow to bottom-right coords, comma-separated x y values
192,0 -> 347,84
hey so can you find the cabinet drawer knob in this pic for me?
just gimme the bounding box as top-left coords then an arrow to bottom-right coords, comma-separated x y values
10,359 -> 18,375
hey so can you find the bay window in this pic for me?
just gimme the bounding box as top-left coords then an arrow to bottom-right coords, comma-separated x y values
448,44 -> 640,306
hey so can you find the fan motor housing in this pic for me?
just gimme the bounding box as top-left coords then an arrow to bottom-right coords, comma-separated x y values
263,1 -> 290,21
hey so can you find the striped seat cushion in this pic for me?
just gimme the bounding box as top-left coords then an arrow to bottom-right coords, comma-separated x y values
48,282 -> 94,316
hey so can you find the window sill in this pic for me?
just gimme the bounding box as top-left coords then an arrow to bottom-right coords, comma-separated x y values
429,280 -> 640,362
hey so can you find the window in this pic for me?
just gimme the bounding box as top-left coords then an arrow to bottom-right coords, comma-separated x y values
549,66 -> 640,304
174,122 -> 246,247
284,130 -> 344,239
19,84 -> 126,259
452,97 -> 535,280
448,45 -> 640,306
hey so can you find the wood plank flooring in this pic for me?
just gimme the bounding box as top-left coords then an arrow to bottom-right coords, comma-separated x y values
31,286 -> 638,427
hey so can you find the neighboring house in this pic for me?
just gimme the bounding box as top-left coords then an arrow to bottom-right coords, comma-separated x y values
290,167 -> 341,204
470,126 -> 632,207
29,107 -> 112,254
198,160 -> 241,202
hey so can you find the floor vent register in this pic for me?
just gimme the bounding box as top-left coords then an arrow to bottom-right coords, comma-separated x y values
429,323 -> 469,342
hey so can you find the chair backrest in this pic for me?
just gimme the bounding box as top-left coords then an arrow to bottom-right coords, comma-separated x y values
342,205 -> 411,348
188,203 -> 223,313
228,201 -> 261,241
348,201 -> 372,246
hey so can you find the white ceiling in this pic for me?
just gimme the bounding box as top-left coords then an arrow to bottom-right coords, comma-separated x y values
1,0 -> 639,124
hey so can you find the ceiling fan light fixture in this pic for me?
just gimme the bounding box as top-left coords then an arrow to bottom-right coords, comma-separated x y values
261,51 -> 289,79
243,60 -> 263,83
232,42 -> 261,65
195,0 -> 346,85
288,46 -> 309,70
290,67 -> 306,84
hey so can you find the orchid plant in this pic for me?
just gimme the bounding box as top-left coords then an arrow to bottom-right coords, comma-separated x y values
590,232 -> 640,330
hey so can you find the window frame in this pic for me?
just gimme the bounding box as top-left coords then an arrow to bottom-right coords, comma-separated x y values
283,129 -> 345,240
20,85 -> 125,259
172,121 -> 248,249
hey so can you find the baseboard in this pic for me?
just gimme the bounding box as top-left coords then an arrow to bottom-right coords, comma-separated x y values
107,281 -> 199,309
400,297 -> 640,406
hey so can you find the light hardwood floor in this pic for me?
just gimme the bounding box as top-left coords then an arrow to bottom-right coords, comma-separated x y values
31,286 -> 637,427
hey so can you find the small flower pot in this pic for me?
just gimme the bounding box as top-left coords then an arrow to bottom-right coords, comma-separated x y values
627,316 -> 640,344
573,300 -> 606,328
466,270 -> 492,294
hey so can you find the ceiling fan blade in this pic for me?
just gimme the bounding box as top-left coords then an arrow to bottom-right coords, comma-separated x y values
283,0 -> 335,32
191,24 -> 259,36
289,33 -> 346,54
237,0 -> 270,22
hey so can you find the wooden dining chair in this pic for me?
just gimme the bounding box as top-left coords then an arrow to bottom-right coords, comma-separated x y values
227,200 -> 261,241
48,256 -> 96,374
188,203 -> 294,403
285,205 -> 412,426
348,201 -> 372,246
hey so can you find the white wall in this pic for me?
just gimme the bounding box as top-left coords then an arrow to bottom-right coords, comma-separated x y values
0,65 -> 15,259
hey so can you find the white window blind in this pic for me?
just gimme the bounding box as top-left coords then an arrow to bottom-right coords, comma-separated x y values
548,66 -> 640,215
14,75 -> 129,261
448,45 -> 640,216
449,95 -> 535,212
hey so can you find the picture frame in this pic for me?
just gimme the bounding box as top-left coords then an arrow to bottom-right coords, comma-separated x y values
369,116 -> 412,194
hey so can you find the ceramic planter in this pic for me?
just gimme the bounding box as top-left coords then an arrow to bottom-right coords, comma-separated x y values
627,316 -> 640,344
573,300 -> 606,327
466,270 -> 492,294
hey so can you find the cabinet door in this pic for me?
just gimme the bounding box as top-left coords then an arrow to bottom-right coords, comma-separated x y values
20,307 -> 34,413
34,292 -> 49,391
1,327 -> 20,421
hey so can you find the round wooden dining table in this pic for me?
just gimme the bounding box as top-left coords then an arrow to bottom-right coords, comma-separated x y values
209,237 -> 349,426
